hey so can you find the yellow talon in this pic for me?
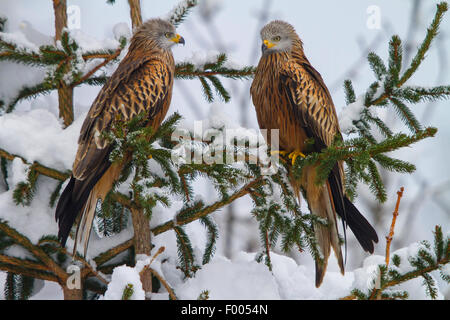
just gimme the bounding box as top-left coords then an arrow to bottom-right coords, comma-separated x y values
288,150 -> 306,165
148,155 -> 153,159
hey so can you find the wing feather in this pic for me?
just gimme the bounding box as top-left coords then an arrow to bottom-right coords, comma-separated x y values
73,56 -> 173,181
280,60 -> 341,150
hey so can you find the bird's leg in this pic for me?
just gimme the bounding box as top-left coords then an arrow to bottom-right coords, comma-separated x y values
270,150 -> 289,156
288,150 -> 306,165
270,150 -> 289,163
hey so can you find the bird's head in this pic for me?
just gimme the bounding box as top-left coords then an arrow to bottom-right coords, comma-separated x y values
260,20 -> 301,55
133,18 -> 185,50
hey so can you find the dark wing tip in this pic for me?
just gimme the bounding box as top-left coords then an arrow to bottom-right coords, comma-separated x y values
343,197 -> 379,253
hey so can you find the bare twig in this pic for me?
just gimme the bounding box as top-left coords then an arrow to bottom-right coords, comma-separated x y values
385,187 -> 404,266
0,148 -> 70,181
148,267 -> 177,300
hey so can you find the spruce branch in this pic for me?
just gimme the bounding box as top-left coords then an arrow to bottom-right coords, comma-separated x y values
4,272 -> 34,300
167,0 -> 198,26
399,2 -> 448,86
343,225 -> 449,300
175,53 -> 255,103
369,2 -> 448,107
152,176 -> 264,236
71,46 -> 123,87
0,220 -> 67,283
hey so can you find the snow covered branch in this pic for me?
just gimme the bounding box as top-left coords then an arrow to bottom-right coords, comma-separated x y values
343,226 -> 449,300
166,0 -> 199,26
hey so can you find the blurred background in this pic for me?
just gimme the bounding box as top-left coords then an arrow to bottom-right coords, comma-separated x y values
0,0 -> 449,290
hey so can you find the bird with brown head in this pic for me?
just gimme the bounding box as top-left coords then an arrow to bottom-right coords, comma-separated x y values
55,18 -> 185,257
251,20 -> 378,287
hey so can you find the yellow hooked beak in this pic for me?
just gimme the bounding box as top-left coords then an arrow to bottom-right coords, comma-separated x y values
263,39 -> 276,49
171,34 -> 185,45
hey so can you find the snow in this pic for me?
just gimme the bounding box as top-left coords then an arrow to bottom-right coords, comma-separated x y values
101,248 -> 445,300
18,20 -> 53,46
0,175 -> 59,243
7,158 -> 29,188
180,51 -> 243,71
65,28 -> 121,53
102,265 -> 145,300
99,233 -> 447,300
182,51 -> 222,71
0,62 -> 47,109
0,108 -> 82,171
112,23 -> 131,41
0,30 -> 40,53
338,96 -> 366,134
177,254 -> 280,299
165,0 -> 197,25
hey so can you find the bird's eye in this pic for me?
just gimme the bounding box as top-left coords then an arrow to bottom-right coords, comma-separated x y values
165,32 -> 173,38
273,36 -> 281,41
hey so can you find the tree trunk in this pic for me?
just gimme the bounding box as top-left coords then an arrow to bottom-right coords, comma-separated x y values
128,0 -> 143,30
53,0 -> 67,41
52,0 -> 74,127
62,285 -> 83,300
58,82 -> 74,127
130,207 -> 152,298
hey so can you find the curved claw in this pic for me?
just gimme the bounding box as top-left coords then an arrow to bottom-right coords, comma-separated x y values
288,150 -> 306,165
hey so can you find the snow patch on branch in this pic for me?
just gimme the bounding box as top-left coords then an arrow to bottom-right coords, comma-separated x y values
7,158 -> 29,188
102,265 -> 145,300
338,96 -> 366,134
179,51 -> 243,71
165,0 -> 198,26
0,30 -> 40,53
112,23 -> 131,41
0,108 -> 81,171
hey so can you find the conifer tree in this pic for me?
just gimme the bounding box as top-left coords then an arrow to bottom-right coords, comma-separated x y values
0,0 -> 448,300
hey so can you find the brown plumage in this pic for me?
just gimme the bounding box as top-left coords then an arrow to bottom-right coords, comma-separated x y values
55,19 -> 185,256
250,20 -> 378,287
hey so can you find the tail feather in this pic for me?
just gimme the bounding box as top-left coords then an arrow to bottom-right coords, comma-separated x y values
313,182 -> 344,287
55,162 -> 111,249
343,197 -> 379,253
73,189 -> 98,256
55,177 -> 89,247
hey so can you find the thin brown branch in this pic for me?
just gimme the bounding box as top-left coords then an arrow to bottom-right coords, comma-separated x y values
0,263 -> 59,283
0,148 -> 70,181
149,246 -> 165,266
385,187 -> 404,266
0,254 -> 52,274
0,221 -> 67,283
72,48 -> 122,87
93,239 -> 134,267
152,176 -> 264,236
148,267 -> 177,300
